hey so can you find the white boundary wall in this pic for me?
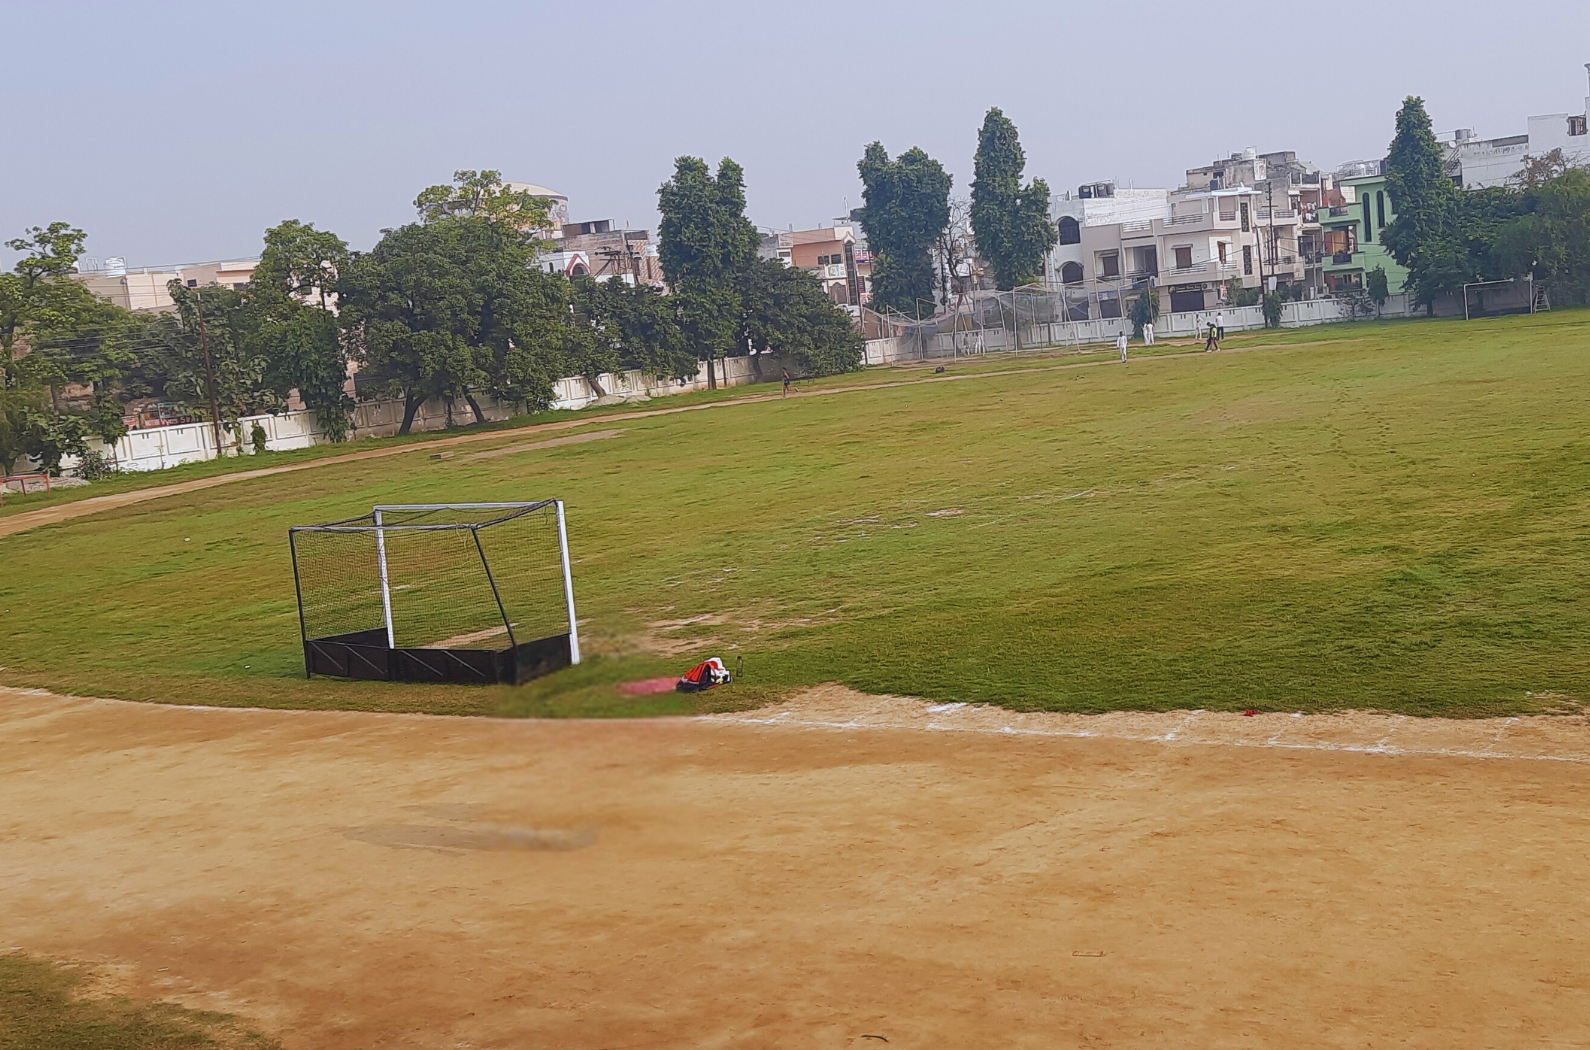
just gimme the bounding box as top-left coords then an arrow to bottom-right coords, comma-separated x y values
864,294 -> 1414,365
91,354 -> 781,472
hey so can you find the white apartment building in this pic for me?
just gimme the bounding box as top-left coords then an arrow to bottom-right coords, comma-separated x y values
1048,182 -> 1272,318
1447,66 -> 1590,188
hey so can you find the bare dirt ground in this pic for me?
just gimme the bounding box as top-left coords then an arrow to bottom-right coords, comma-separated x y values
5,683 -> 1590,1049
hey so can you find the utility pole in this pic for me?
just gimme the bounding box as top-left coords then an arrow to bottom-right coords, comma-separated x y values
193,289 -> 226,458
1265,181 -> 1277,290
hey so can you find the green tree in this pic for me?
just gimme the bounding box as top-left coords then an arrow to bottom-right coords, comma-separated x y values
657,157 -> 761,287
339,220 -> 496,432
1128,288 -> 1159,339
1375,96 -> 1525,307
574,278 -> 698,381
657,155 -> 859,381
414,170 -> 554,237
856,142 -> 951,315
249,220 -> 355,440
1495,167 -> 1590,303
1367,266 -> 1390,314
657,156 -> 765,387
737,258 -> 863,376
142,284 -> 282,427
969,108 -> 1058,290
1262,291 -> 1283,328
0,222 -> 142,473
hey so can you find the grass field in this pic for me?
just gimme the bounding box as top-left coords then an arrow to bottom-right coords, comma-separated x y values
2,311 -> 1587,718
0,953 -> 280,1049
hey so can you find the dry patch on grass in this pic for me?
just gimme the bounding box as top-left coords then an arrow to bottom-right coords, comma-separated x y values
721,683 -> 1590,763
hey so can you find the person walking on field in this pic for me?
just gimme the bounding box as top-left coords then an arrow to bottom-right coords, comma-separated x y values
1117,331 -> 1129,363
782,368 -> 793,398
1205,322 -> 1219,352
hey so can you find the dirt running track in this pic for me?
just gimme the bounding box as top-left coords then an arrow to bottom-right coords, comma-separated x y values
4,685 -> 1590,1048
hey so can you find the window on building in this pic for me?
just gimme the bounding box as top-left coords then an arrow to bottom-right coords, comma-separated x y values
1218,241 -> 1228,265
1174,245 -> 1193,270
1100,296 -> 1122,318
1240,201 -> 1250,232
1362,198 -> 1373,243
1060,261 -> 1084,284
186,279 -> 197,288
1058,216 -> 1081,245
1569,115 -> 1587,136
1376,191 -> 1386,231
1099,251 -> 1120,278
1243,244 -> 1253,275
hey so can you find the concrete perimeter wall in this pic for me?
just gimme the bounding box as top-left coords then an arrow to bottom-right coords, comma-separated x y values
91,354 -> 782,473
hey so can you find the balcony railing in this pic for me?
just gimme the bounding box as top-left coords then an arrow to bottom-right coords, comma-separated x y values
1120,219 -> 1154,235
1164,214 -> 1204,227
1331,251 -> 1354,265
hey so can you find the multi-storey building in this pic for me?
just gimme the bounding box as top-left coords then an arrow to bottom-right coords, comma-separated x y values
1445,67 -> 1590,188
1049,181 -> 1271,318
1317,163 -> 1410,295
556,220 -> 664,286
761,224 -> 870,308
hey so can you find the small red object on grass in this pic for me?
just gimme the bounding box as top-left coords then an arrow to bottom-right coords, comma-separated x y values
1244,708 -> 1258,717
620,677 -> 679,696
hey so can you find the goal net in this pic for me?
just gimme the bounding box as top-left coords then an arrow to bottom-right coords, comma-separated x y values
1463,277 -> 1536,320
289,501 -> 580,684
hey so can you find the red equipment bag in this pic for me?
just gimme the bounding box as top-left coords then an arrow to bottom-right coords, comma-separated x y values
677,657 -> 732,693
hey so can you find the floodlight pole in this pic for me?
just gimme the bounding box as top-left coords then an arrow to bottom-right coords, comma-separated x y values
374,508 -> 396,649
555,500 -> 581,664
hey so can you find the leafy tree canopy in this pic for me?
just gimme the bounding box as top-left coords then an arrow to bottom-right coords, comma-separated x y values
856,142 -> 951,315
657,156 -> 760,289
414,169 -> 554,238
969,108 -> 1057,290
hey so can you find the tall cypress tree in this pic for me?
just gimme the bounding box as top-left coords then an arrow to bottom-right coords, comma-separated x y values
969,108 -> 1057,290
856,142 -> 951,315
1380,96 -> 1460,305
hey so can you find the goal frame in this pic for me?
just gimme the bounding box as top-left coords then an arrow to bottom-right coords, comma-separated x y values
1462,275 -> 1536,320
288,500 -> 581,685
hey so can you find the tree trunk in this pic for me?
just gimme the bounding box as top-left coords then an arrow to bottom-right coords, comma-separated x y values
706,356 -> 717,391
398,393 -> 422,435
464,392 -> 488,425
587,374 -> 607,398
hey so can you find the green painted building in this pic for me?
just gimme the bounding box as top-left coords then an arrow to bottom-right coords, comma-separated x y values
1318,172 -> 1410,295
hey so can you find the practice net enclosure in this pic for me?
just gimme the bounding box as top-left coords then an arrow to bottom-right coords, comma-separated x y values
289,501 -> 580,684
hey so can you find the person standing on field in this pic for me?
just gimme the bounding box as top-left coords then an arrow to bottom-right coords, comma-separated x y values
1143,322 -> 1154,346
1215,309 -> 1226,342
1117,331 -> 1128,363
782,368 -> 792,398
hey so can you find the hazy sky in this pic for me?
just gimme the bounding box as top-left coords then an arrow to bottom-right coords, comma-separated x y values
5,0 -> 1588,269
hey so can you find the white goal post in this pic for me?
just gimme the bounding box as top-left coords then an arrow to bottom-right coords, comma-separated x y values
290,500 -> 581,684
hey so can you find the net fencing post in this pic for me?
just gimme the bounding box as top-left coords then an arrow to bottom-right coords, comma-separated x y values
555,500 -> 581,664
289,529 -> 310,678
374,508 -> 396,650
